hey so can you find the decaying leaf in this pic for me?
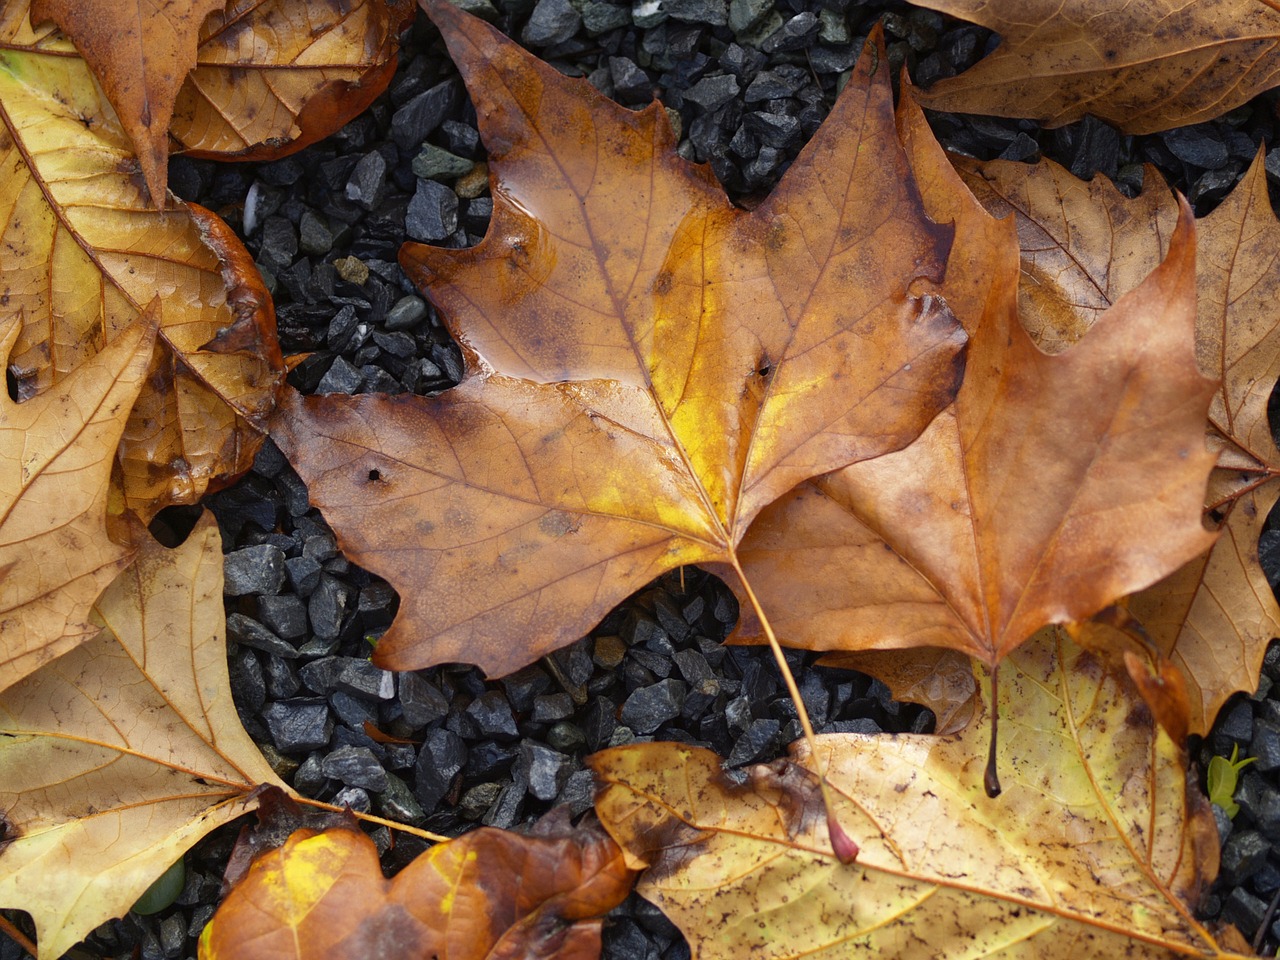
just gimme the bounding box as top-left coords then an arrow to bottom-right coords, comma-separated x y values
590,629 -> 1240,959
0,309 -> 155,693
28,0 -> 225,206
198,815 -> 634,960
271,1 -> 969,677
911,0 -> 1280,134
0,513 -> 287,960
952,148 -> 1280,735
171,0 -> 414,160
816,647 -> 977,735
730,99 -> 1217,691
0,17 -> 284,516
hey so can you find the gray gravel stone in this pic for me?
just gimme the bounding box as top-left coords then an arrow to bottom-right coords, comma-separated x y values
467,691 -> 520,740
1221,829 -> 1271,886
391,79 -> 460,153
521,741 -> 573,801
523,0 -> 581,44
345,151 -> 388,210
399,672 -> 451,728
256,595 -> 308,640
322,745 -> 388,791
621,678 -> 686,734
1252,721 -> 1280,772
309,574 -> 357,641
412,144 -> 474,180
227,613 -> 298,659
284,556 -> 322,597
683,74 -> 739,111
223,544 -> 286,596
384,295 -> 428,330
415,728 -> 467,811
406,179 -> 458,242
262,699 -> 332,753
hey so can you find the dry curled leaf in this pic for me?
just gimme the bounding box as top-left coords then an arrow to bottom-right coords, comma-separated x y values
730,99 -> 1216,700
591,629 -> 1241,959
28,0 -> 225,205
951,148 -> 1280,735
0,513 -> 286,960
198,816 -> 634,960
912,0 -> 1280,134
269,2 -> 969,677
171,0 -> 414,160
0,16 -> 284,517
0,309 -> 155,693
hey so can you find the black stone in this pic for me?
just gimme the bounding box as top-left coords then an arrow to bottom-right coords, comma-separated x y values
226,613 -> 298,659
255,595 -> 308,640
263,656 -> 300,700
464,740 -> 519,780
385,295 -> 428,330
684,74 -> 740,112
762,11 -> 820,52
1223,886 -> 1268,938
621,679 -> 687,734
610,57 -> 652,103
532,692 -> 575,722
413,726 -> 468,811
391,79 -> 460,153
522,0 -> 582,46
223,544 -> 286,596
467,691 -> 520,740
262,699 -> 332,753
228,648 -> 266,716
300,657 -> 395,700
406,179 -> 459,242
482,782 -> 525,829
346,151 -> 388,211
1164,125 -> 1230,170
665,0 -> 727,25
503,666 -> 554,712
309,574 -> 357,641
520,741 -> 574,801
1252,721 -> 1280,773
727,718 -> 780,766
258,216 -> 297,272
298,210 -> 334,256
284,555 -> 323,597
1221,829 -> 1271,886
322,745 -> 388,792
1213,698 -> 1255,754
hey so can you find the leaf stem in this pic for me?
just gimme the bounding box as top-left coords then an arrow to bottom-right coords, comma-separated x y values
293,796 -> 449,843
0,913 -> 36,957
728,553 -> 858,863
984,664 -> 1001,798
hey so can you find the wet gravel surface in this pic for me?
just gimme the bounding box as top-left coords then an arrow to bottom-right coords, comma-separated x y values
6,0 -> 1280,957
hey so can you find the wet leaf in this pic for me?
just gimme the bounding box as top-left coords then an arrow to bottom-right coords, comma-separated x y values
172,0 -> 414,160
0,18 -> 284,517
591,629 -> 1241,959
951,148 -> 1280,735
0,513 -> 287,960
730,99 -> 1217,689
912,0 -> 1280,134
198,816 -> 634,960
0,309 -> 155,693
270,2 -> 969,677
28,0 -> 225,205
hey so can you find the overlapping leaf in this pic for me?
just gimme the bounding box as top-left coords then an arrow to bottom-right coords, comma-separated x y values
28,0 -> 226,205
0,310 -> 154,693
0,513 -> 287,960
951,148 -> 1280,734
591,629 -> 1239,959
270,2 -> 969,677
729,98 -> 1217,682
198,818 -> 633,960
912,0 -> 1280,134
171,0 -> 414,161
0,14 -> 284,516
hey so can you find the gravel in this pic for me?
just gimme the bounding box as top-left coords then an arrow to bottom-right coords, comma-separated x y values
6,1 -> 1280,958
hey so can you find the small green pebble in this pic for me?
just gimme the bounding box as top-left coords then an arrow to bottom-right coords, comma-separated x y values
132,858 -> 185,916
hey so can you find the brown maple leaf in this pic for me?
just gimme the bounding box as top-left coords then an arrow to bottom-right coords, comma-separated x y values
198,813 -> 633,960
0,309 -> 155,693
171,0 -> 414,161
952,146 -> 1280,735
270,2 -> 968,679
29,0 -> 227,207
911,0 -> 1280,134
590,629 -> 1241,959
727,95 -> 1219,778
0,20 -> 284,517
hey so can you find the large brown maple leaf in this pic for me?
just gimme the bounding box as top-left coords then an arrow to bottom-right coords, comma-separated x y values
271,0 -> 970,678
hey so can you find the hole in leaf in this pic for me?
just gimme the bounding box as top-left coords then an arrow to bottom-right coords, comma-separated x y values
148,505 -> 203,547
4,367 -> 17,402
368,468 -> 383,483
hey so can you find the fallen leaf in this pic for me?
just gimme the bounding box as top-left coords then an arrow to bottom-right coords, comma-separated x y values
270,2 -> 969,677
730,102 -> 1217,693
198,816 -> 634,960
171,0 -> 414,160
28,0 -> 226,206
0,513 -> 287,960
911,0 -> 1280,134
590,629 -> 1240,959
0,19 -> 285,517
949,148 -> 1280,735
0,308 -> 155,693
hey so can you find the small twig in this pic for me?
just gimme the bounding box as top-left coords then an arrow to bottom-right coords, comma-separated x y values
0,912 -> 37,957
1254,875 -> 1280,954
